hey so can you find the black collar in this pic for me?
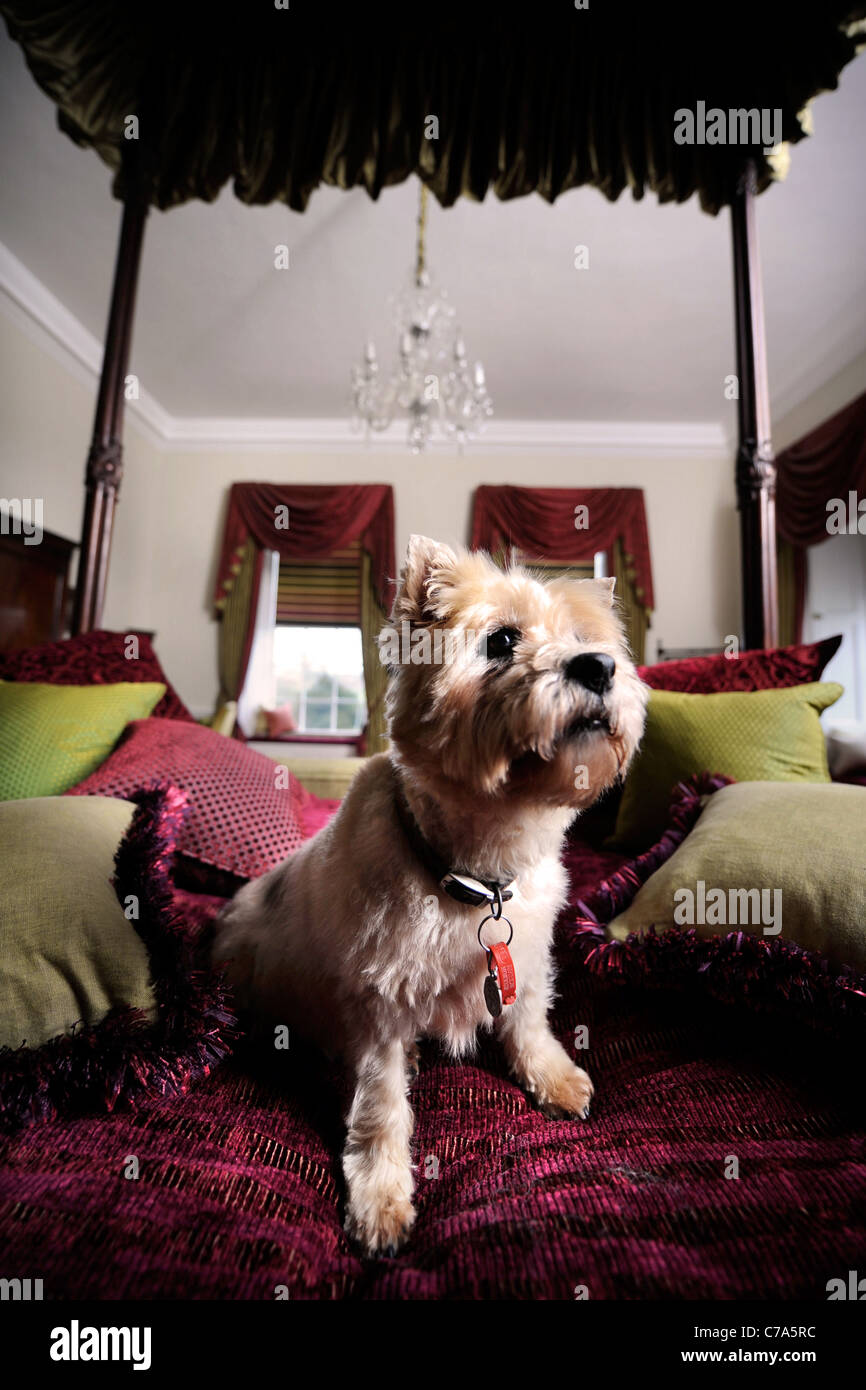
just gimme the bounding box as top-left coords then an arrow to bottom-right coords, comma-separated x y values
393,784 -> 515,909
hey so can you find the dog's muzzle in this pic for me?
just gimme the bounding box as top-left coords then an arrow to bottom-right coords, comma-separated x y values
562,710 -> 611,740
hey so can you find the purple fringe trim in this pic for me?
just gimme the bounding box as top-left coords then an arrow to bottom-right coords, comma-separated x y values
567,772 -> 866,1035
0,781 -> 237,1135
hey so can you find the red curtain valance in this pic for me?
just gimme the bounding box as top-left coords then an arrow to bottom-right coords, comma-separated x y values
776,390 -> 866,548
215,483 -> 395,615
471,486 -> 654,611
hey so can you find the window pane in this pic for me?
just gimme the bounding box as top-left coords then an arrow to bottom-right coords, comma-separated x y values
307,672 -> 334,700
336,702 -> 362,730
274,679 -> 302,709
273,626 -> 367,735
305,701 -> 332,730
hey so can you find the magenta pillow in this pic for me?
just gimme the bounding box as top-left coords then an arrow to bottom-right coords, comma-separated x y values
0,629 -> 193,722
67,719 -> 305,895
637,636 -> 841,694
293,782 -> 342,838
0,785 -> 235,1134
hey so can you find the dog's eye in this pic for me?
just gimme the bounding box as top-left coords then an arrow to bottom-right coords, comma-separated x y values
485,627 -> 521,661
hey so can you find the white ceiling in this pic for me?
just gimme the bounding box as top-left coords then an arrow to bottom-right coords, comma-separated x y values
1,27 -> 864,429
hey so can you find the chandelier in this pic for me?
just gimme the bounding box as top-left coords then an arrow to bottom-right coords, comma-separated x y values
352,182 -> 493,453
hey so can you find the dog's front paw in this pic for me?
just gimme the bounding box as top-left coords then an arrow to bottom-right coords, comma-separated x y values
344,1193 -> 416,1258
537,1065 -> 594,1121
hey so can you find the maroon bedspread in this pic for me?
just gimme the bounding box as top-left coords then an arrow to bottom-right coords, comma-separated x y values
1,829 -> 863,1300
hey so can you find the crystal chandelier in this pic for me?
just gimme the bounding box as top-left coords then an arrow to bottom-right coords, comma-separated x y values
352,182 -> 493,453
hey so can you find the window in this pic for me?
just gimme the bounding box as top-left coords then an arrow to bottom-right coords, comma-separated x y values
508,547 -> 608,581
274,625 -> 367,735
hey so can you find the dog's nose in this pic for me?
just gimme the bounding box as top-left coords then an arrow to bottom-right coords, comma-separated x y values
564,651 -> 615,694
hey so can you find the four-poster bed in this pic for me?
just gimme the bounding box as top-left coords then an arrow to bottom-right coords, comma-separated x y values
2,2 -> 865,1305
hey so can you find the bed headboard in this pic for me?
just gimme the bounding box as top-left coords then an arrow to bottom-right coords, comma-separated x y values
0,520 -> 77,652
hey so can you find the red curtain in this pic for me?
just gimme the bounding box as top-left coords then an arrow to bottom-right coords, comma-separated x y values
776,390 -> 866,546
215,483 -> 396,613
776,390 -> 866,641
470,485 -> 654,610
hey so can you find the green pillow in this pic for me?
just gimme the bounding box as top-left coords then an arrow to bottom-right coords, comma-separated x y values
0,797 -> 156,1050
0,680 -> 166,800
607,781 -> 866,970
610,681 -> 842,849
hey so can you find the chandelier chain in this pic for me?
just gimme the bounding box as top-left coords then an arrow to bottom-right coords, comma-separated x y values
416,182 -> 428,284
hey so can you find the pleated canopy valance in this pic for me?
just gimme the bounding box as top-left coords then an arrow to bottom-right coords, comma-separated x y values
2,0 -> 863,214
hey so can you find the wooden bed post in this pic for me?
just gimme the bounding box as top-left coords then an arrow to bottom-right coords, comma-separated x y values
71,192 -> 149,635
730,161 -> 779,650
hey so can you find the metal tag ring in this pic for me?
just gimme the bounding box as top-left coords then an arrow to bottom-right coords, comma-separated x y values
477,913 -> 514,951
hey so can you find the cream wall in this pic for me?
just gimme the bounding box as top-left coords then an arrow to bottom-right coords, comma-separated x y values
774,346 -> 866,452
0,310 -> 155,631
1,309 -> 741,716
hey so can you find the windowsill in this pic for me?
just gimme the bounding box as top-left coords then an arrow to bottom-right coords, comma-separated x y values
250,733 -> 363,746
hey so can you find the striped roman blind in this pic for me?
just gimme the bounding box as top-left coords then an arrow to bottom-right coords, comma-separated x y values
509,548 -> 595,583
276,541 -> 362,625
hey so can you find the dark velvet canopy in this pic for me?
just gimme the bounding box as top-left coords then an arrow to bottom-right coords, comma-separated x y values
2,1 -> 863,215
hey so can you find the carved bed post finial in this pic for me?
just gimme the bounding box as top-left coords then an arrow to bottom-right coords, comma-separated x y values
71,169 -> 148,636
730,161 -> 779,650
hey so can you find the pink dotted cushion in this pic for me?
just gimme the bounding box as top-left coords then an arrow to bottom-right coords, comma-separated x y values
67,719 -> 305,895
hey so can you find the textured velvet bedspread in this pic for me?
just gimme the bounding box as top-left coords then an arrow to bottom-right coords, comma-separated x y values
0,838 -> 863,1300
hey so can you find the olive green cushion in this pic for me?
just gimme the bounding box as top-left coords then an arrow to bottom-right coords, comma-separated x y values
0,797 -> 156,1050
0,680 -> 166,801
608,781 -> 866,970
611,681 -> 843,849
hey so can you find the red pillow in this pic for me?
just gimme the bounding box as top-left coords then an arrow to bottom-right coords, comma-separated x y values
0,629 -> 193,722
637,635 -> 841,694
67,719 -> 305,895
263,703 -> 297,738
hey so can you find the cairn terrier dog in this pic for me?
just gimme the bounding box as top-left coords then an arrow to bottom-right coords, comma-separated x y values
212,535 -> 647,1255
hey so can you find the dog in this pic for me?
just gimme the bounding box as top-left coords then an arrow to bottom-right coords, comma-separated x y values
211,535 -> 647,1255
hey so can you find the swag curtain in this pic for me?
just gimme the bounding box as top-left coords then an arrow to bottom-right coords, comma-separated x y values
776,390 -> 866,642
215,484 -> 395,754
471,486 -> 654,662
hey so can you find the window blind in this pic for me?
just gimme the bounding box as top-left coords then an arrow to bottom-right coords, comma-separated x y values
276,542 -> 362,626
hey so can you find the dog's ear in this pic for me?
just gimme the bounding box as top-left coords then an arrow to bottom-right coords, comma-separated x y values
392,535 -> 459,623
579,576 -> 616,606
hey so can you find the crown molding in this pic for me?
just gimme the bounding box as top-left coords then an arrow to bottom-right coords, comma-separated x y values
0,239 -> 731,458
159,413 -> 730,455
0,241 -> 170,448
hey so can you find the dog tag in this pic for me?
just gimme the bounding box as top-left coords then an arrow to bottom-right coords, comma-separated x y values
488,942 -> 517,1005
484,942 -> 517,1017
484,971 -> 503,1017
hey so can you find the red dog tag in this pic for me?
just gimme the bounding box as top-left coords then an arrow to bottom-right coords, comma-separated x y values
488,942 -> 517,1005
